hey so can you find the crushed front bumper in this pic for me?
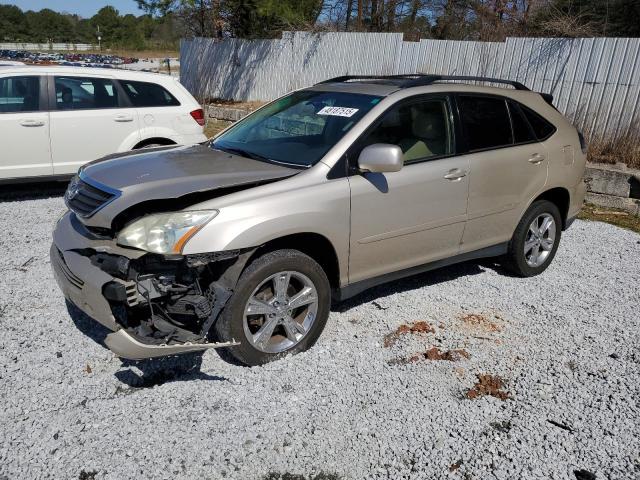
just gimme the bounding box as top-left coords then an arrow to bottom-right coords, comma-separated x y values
51,212 -> 238,360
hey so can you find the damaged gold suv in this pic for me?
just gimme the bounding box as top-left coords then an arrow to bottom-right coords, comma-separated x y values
51,75 -> 587,366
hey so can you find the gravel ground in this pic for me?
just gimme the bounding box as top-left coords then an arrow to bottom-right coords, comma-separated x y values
1,193 -> 639,480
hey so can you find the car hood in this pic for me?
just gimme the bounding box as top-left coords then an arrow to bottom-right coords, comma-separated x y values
74,144 -> 300,229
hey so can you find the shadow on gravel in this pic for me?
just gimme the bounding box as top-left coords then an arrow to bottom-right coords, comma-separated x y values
66,302 -> 226,388
115,353 -> 227,388
333,261 -> 486,312
0,180 -> 69,201
67,301 -> 111,346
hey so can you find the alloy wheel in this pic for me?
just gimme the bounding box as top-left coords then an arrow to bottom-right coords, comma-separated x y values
242,271 -> 319,353
524,213 -> 556,267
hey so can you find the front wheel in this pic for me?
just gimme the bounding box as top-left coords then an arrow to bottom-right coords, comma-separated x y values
503,200 -> 562,277
214,249 -> 331,366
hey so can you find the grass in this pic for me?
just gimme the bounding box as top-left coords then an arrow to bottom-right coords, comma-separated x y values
204,119 -> 233,139
587,127 -> 640,169
578,203 -> 640,234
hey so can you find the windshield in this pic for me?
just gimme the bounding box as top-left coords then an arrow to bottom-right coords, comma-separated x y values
211,90 -> 382,168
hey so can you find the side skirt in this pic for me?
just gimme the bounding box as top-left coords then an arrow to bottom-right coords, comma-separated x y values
335,242 -> 508,301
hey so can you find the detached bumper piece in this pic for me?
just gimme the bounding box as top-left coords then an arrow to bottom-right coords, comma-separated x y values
104,330 -> 238,360
51,212 -> 249,359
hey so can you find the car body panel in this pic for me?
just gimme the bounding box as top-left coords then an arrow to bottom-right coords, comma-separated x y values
460,141 -> 549,252
78,144 -> 300,229
50,107 -> 141,175
347,156 -> 470,283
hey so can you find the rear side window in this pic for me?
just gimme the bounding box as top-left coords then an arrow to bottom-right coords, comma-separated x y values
458,96 -> 512,151
508,102 -> 536,144
0,76 -> 39,113
54,76 -> 119,110
120,80 -> 180,107
521,105 -> 556,140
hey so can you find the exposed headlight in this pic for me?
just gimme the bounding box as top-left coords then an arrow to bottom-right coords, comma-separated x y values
117,210 -> 218,254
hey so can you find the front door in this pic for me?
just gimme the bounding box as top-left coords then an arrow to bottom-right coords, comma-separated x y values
49,74 -> 140,175
348,96 -> 470,283
0,74 -> 51,179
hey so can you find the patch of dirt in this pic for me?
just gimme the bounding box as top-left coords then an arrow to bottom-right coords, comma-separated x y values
459,313 -> 503,332
449,460 -> 463,472
383,321 -> 434,347
466,374 -> 510,400
410,347 -> 470,362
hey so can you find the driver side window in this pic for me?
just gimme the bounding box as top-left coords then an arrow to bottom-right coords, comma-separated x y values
360,98 -> 452,164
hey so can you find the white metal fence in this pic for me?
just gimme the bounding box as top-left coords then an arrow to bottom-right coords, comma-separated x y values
181,32 -> 640,137
0,42 -> 96,51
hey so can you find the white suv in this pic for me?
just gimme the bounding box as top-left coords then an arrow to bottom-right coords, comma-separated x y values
0,66 -> 207,181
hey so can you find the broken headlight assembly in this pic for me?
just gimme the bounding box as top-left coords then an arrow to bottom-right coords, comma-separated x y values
116,210 -> 218,254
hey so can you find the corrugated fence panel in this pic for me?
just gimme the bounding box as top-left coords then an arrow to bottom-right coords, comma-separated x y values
181,33 -> 640,138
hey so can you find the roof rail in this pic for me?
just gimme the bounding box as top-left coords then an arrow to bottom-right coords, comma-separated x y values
317,74 -> 530,91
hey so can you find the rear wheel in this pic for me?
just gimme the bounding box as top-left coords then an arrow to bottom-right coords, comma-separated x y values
503,200 -> 562,277
214,249 -> 331,366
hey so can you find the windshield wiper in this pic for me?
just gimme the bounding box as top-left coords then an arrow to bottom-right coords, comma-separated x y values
213,144 -> 309,169
214,145 -> 271,163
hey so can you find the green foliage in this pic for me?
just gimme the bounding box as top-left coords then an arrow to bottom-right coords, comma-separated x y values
0,4 -> 180,50
1,0 -> 637,48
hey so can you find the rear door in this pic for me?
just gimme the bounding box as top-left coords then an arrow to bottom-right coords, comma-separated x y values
0,74 -> 51,179
118,79 -> 192,141
456,95 -> 549,252
49,74 -> 140,175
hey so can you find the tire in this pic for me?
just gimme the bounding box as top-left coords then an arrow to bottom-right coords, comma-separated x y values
213,249 -> 331,366
503,200 -> 562,277
136,143 -> 165,149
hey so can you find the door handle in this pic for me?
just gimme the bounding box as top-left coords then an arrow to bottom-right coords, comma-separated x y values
443,168 -> 468,181
20,119 -> 45,127
114,115 -> 134,122
528,153 -> 546,164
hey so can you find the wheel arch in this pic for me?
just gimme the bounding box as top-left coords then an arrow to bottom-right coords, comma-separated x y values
132,137 -> 177,149
532,187 -> 571,229
249,233 -> 341,291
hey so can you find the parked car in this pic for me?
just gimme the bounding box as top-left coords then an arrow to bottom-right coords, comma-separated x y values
0,65 -> 207,181
51,75 -> 587,366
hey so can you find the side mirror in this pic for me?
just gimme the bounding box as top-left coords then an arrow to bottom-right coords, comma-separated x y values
357,144 -> 403,173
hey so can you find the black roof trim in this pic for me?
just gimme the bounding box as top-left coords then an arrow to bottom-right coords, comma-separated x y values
317,74 -> 530,91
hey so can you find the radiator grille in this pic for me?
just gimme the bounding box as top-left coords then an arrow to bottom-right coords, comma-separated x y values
65,176 -> 116,218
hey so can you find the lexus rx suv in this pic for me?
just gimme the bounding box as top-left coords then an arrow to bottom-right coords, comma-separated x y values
51,74 -> 587,366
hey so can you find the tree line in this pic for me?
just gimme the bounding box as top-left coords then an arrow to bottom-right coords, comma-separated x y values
0,4 -> 179,50
0,0 -> 637,51
136,0 -> 639,40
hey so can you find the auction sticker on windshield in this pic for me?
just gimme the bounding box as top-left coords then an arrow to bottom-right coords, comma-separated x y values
317,106 -> 359,117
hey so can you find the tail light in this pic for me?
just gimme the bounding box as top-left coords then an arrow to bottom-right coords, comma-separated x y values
190,108 -> 205,126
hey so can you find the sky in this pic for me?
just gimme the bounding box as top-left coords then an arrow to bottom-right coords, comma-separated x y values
1,0 -> 142,17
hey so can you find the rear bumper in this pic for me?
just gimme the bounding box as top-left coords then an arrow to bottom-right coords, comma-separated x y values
51,212 -> 238,359
566,180 -> 587,229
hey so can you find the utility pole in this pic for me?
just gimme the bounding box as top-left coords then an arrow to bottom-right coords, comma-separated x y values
357,0 -> 363,31
97,25 -> 102,51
